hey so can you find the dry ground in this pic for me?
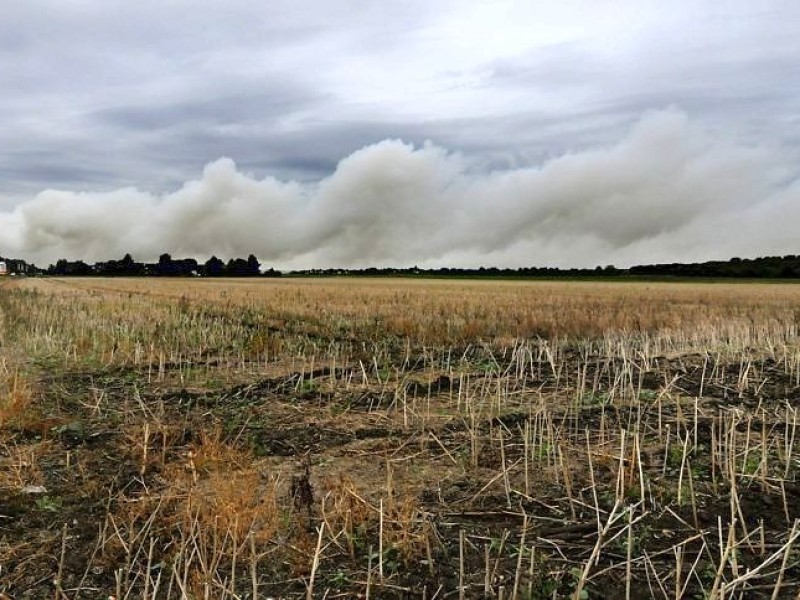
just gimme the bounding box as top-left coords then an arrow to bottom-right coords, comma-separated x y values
3,277 -> 800,599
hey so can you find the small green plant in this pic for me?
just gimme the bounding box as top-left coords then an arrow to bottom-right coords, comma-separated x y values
568,567 -> 590,600
328,569 -> 349,587
35,495 -> 62,513
666,444 -> 684,470
474,358 -> 497,374
299,379 -> 319,393
535,441 -> 552,460
638,389 -> 658,401
743,451 -> 762,475
581,392 -> 609,406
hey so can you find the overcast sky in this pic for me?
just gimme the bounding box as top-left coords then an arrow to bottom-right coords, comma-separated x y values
2,1 -> 799,268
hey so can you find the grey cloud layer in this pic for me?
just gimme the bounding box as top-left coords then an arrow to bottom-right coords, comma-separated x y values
2,2 -> 799,196
1,110 -> 796,268
2,2 -> 799,266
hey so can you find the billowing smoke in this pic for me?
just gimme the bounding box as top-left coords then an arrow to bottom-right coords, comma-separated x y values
1,108 -> 798,268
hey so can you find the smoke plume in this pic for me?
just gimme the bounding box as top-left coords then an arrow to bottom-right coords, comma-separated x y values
1,109 -> 798,268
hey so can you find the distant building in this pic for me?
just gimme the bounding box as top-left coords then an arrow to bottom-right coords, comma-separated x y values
0,261 -> 7,276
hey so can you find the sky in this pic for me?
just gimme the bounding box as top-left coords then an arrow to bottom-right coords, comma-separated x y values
1,1 -> 799,268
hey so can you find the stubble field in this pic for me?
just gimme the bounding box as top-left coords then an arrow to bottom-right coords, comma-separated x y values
3,276 -> 800,599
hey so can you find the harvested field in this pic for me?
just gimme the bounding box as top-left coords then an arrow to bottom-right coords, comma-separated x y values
3,276 -> 800,598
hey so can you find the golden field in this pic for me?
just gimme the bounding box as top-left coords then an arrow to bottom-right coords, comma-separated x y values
3,276 -> 800,598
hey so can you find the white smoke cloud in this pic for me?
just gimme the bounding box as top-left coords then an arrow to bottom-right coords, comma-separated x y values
1,108 -> 798,268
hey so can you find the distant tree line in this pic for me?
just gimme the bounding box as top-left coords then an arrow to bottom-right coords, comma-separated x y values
3,252 -> 800,280
45,254 -> 281,277
628,255 -> 800,279
292,255 -> 800,279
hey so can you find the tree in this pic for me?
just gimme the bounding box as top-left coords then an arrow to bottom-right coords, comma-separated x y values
156,253 -> 173,276
247,254 -> 261,276
204,256 -> 225,277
